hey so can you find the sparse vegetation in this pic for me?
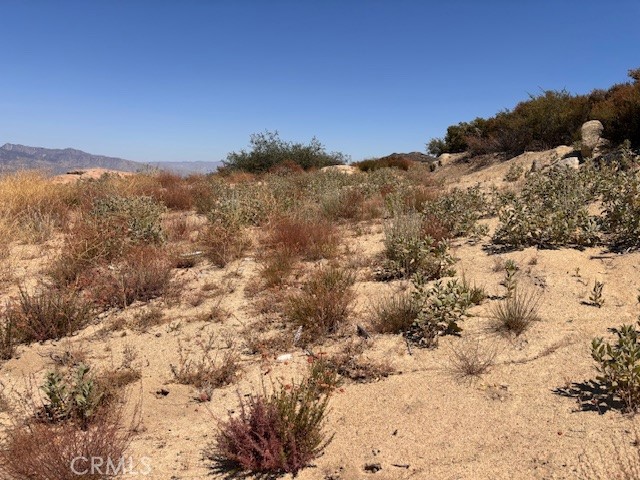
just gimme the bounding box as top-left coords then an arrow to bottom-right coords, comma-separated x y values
491,288 -> 541,336
285,266 -> 355,345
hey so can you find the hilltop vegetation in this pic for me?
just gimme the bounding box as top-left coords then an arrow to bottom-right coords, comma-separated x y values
428,67 -> 640,157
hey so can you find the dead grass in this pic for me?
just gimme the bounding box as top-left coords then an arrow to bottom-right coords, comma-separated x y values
265,215 -> 339,261
202,221 -> 251,268
170,335 -> 242,401
448,338 -> 497,381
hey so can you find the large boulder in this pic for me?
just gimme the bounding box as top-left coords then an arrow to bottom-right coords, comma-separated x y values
581,120 -> 605,158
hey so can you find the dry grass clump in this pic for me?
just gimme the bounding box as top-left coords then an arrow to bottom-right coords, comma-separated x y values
5,286 -> 93,345
148,171 -> 195,210
0,412 -> 133,480
0,171 -> 73,243
448,338 -> 497,381
323,341 -> 395,383
207,374 -> 334,476
285,266 -> 356,345
370,291 -> 421,334
491,288 -> 541,336
80,245 -> 174,309
266,215 -> 339,261
201,220 -> 252,268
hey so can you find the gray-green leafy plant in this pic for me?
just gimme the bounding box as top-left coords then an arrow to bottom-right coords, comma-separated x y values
91,195 -> 166,244
41,363 -> 105,428
592,323 -> 640,412
406,276 -> 472,348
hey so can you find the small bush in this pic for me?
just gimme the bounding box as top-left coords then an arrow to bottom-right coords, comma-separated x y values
39,363 -> 107,428
258,248 -> 296,289
91,195 -> 166,244
82,246 -> 173,309
592,323 -> 640,412
202,220 -> 251,268
285,266 -> 355,345
370,291 -> 421,334
378,212 -> 456,280
207,376 -> 333,476
504,163 -> 524,182
491,288 -> 541,336
222,130 -> 347,173
265,215 -> 338,261
448,339 -> 496,381
9,287 -> 93,344
406,277 -> 472,348
0,412 -> 132,480
170,338 -> 241,401
354,157 -> 412,172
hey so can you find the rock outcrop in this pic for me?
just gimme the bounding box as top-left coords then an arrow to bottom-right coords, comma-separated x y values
581,120 -> 607,158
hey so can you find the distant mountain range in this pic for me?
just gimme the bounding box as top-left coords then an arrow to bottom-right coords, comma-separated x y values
0,143 -> 221,175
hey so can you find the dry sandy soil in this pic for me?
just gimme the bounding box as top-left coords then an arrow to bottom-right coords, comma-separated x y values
2,154 -> 639,480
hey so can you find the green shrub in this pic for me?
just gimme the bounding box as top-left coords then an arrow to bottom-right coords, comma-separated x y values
354,157 -> 412,172
40,363 -> 105,428
493,168 -> 600,248
504,163 -> 524,182
405,277 -> 472,348
600,168 -> 640,249
377,212 -> 456,280
426,185 -> 489,238
592,323 -> 640,412
222,131 -> 347,173
91,195 -> 166,244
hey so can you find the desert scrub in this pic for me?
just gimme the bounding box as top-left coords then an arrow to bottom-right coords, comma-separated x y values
377,211 -> 456,280
207,374 -> 333,476
285,266 -> 355,345
592,323 -> 640,412
491,288 -> 541,336
405,276 -> 473,348
91,194 -> 166,243
265,214 -> 339,261
493,168 -> 600,248
503,163 -> 524,182
600,167 -> 640,249
202,219 -> 251,267
7,286 -> 93,344
370,291 -> 421,334
426,185 -> 490,238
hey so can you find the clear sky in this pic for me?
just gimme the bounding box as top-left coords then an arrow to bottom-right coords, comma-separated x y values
1,1 -> 638,163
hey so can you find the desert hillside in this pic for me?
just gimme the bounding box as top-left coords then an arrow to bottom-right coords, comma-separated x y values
1,140 -> 640,480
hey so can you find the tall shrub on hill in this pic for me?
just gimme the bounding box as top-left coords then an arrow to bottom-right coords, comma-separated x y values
427,67 -> 640,156
221,131 -> 348,173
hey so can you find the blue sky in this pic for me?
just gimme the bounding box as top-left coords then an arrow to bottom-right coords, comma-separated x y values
1,1 -> 638,163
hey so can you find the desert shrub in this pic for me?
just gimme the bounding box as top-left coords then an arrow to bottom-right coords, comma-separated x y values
0,171 -> 73,243
0,309 -> 16,360
321,341 -> 394,383
448,338 -> 496,381
207,375 -> 333,476
171,337 -> 241,401
201,220 -> 251,268
8,286 -> 93,344
493,168 -> 600,248
265,215 -> 338,261
405,277 -> 472,348
504,163 -> 524,182
377,211 -> 456,280
39,363 -> 107,428
491,288 -> 541,336
426,185 -> 489,238
222,130 -> 347,173
151,171 -> 194,210
320,186 -> 382,221
258,248 -> 296,289
354,157 -> 412,172
207,182 -> 278,227
370,291 -> 421,334
592,323 -> 640,412
81,246 -> 173,309
91,195 -> 165,244
0,412 -> 133,480
600,168 -> 640,249
285,266 -> 355,345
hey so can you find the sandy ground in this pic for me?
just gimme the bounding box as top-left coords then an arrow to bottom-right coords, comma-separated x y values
2,153 -> 640,479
